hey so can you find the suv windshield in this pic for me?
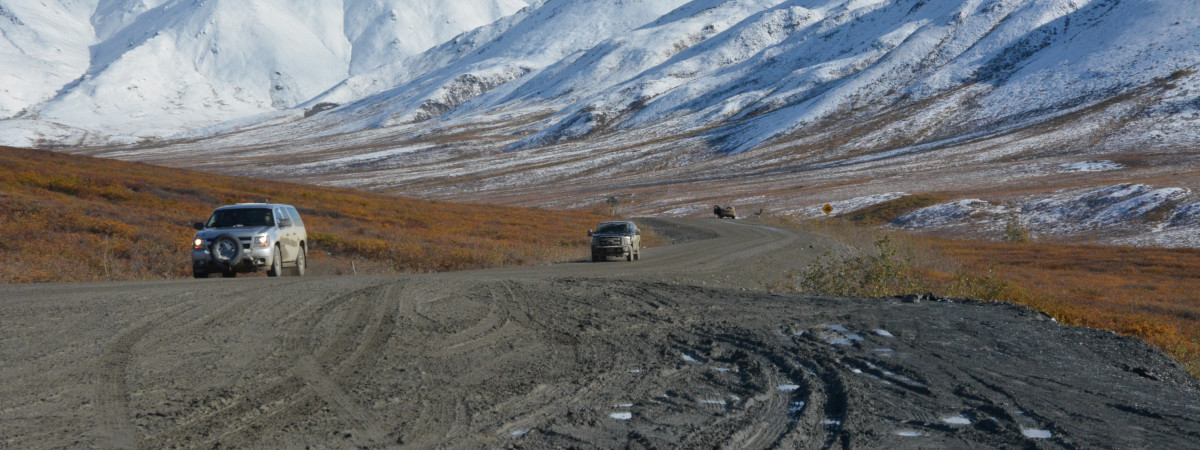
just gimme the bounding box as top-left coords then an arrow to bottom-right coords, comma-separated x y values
206,208 -> 274,228
595,223 -> 630,234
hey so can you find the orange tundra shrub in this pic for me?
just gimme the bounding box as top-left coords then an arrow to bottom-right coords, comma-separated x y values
0,146 -> 606,283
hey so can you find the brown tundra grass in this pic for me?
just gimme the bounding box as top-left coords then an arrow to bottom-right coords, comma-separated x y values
0,146 -> 607,282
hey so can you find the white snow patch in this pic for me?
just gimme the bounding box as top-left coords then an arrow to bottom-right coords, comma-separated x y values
610,412 -> 632,420
874,329 -> 894,337
895,199 -> 1004,228
777,384 -> 801,392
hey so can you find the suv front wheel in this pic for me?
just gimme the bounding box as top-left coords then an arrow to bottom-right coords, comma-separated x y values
267,245 -> 283,277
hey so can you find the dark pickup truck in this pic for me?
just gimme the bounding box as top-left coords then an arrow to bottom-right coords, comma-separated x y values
588,221 -> 641,262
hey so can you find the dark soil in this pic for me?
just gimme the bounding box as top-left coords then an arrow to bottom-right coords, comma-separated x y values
1,218 -> 1197,448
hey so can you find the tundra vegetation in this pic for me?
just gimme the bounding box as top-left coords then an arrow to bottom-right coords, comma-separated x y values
775,211 -> 1200,379
0,146 -> 605,282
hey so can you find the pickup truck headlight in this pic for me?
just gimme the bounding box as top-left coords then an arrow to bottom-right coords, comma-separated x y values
193,238 -> 204,250
256,235 -> 270,247
622,236 -> 631,246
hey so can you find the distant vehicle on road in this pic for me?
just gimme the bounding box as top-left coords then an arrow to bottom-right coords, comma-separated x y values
714,205 -> 736,219
589,221 -> 641,262
192,203 -> 307,278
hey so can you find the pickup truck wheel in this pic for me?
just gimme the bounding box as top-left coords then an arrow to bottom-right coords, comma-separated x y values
193,269 -> 208,279
626,251 -> 633,262
634,249 -> 640,261
267,245 -> 282,277
291,247 -> 306,276
221,269 -> 237,278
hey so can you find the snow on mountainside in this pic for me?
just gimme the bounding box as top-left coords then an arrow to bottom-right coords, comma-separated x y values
305,0 -> 691,130
5,0 -> 1200,245
0,0 -> 525,145
0,1 -> 94,119
276,0 -> 1200,157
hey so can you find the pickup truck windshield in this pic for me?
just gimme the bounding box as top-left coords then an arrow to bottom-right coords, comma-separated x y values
206,208 -> 274,228
595,223 -> 630,234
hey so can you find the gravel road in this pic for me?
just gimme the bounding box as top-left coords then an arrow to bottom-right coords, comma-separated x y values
2,218 -> 1198,448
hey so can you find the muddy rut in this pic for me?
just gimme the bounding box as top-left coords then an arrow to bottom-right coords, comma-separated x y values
1,218 -> 1198,448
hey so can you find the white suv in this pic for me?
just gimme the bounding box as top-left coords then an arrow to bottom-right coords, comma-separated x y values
191,203 -> 308,278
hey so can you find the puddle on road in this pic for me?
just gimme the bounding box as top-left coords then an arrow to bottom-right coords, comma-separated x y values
826,336 -> 853,346
1022,428 -> 1052,439
942,415 -> 972,425
788,401 -> 806,415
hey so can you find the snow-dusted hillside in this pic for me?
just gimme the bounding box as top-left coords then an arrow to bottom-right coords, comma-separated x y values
0,0 -> 525,145
4,0 -> 1200,246
266,0 -> 1200,157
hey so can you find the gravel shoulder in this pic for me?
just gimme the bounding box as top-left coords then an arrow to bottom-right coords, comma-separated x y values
1,218 -> 1197,448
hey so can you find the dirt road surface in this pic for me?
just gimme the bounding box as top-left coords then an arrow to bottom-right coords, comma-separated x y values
2,218 -> 1198,448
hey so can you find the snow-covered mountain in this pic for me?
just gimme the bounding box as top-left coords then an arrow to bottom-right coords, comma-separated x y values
5,0 -> 1197,150
4,0 -> 1200,245
0,0 -> 526,144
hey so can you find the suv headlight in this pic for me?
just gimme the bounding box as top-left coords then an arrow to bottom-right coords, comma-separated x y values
193,238 -> 204,250
256,235 -> 270,247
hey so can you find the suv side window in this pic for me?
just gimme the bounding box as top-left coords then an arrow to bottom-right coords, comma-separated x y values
274,207 -> 286,227
285,206 -> 304,228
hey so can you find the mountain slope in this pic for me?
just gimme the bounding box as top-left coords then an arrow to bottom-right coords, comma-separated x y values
0,0 -> 527,145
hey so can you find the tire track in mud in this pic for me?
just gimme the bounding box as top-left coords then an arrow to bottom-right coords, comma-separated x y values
92,300 -> 193,448
9,218 -> 1200,448
141,282 -> 401,448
